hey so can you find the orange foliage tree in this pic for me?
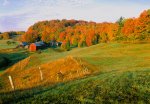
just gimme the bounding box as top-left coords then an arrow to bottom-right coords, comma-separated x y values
21,9 -> 150,47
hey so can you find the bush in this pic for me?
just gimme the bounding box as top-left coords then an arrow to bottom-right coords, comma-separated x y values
6,41 -> 17,45
0,57 -> 10,68
6,41 -> 11,45
37,50 -> 42,54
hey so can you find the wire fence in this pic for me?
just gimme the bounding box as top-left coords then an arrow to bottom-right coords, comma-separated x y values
0,56 -> 91,93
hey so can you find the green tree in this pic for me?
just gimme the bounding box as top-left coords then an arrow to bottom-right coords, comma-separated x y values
116,17 -> 125,40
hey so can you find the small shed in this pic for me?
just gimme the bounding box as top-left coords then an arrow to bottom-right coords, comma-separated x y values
25,45 -> 29,49
50,40 -> 56,47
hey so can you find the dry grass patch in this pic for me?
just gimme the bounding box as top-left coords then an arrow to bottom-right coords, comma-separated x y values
0,56 -> 97,92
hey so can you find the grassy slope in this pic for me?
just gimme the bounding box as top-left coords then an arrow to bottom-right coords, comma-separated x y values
0,56 -> 96,92
26,42 -> 150,72
0,40 -> 29,72
0,43 -> 150,103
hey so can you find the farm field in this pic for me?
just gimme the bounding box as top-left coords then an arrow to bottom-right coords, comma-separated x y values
1,1 -> 150,103
0,43 -> 150,103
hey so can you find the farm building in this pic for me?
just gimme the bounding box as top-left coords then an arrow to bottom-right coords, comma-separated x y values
50,40 -> 57,47
56,42 -> 62,47
16,42 -> 29,48
50,40 -> 62,47
20,42 -> 29,46
29,41 -> 45,51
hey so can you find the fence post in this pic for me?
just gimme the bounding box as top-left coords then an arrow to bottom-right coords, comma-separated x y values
8,75 -> 15,90
39,67 -> 43,81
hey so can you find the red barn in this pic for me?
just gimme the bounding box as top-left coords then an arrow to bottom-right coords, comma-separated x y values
29,43 -> 36,51
29,41 -> 45,51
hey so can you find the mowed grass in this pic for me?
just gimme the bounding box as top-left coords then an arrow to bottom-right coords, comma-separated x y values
0,43 -> 150,103
0,39 -> 19,50
1,68 -> 149,103
26,42 -> 150,73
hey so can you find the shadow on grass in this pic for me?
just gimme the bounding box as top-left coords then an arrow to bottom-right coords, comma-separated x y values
0,50 -> 29,71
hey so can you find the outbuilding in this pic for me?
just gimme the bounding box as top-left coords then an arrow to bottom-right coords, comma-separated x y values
29,41 -> 45,51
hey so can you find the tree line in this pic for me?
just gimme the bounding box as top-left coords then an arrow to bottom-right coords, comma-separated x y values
21,9 -> 150,50
0,31 -> 25,40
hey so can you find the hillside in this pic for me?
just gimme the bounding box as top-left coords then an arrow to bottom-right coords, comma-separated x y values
0,43 -> 150,103
0,56 -> 96,92
0,46 -> 29,71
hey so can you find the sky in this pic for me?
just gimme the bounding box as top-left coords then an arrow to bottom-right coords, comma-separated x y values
0,0 -> 150,32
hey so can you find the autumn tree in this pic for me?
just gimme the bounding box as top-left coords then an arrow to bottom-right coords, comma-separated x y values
61,40 -> 71,51
21,9 -> 150,46
134,9 -> 150,41
2,32 -> 10,39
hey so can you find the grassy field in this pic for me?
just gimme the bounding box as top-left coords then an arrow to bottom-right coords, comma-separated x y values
0,39 -> 19,50
24,42 -> 150,72
0,42 -> 150,103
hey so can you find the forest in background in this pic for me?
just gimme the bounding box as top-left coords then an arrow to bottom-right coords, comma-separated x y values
21,9 -> 150,50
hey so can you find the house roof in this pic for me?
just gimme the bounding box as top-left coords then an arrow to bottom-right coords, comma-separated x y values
34,41 -> 45,46
21,42 -> 29,46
